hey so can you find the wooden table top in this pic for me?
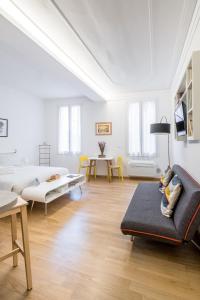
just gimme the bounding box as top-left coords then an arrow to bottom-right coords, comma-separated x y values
0,191 -> 17,208
89,156 -> 114,161
0,197 -> 27,218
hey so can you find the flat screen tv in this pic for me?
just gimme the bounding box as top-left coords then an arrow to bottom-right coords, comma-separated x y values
175,101 -> 187,136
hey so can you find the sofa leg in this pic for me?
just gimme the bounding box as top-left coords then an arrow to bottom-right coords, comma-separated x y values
191,239 -> 200,251
130,235 -> 134,242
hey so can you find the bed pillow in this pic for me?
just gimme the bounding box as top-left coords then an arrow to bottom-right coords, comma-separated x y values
159,168 -> 174,193
161,175 -> 182,218
0,166 -> 16,175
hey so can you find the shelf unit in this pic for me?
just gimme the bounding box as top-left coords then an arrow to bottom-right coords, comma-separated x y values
39,144 -> 51,166
175,51 -> 200,141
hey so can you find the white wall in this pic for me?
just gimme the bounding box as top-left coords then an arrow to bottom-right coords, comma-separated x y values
44,91 -> 171,175
0,85 -> 44,165
171,1 -> 200,182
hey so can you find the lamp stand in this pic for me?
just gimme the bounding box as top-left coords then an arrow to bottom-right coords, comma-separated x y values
150,116 -> 171,173
165,134 -> 171,173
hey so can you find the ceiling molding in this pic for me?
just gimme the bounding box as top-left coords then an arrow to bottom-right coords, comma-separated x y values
1,0 -> 108,100
171,0 -> 200,93
148,0 -> 153,76
106,89 -> 170,102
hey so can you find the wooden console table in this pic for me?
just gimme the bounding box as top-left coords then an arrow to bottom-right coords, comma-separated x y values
0,197 -> 32,291
88,157 -> 113,182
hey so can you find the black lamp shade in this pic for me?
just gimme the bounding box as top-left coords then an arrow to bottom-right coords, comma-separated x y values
150,123 -> 170,134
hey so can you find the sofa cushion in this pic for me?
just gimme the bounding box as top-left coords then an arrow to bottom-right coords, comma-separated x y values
121,182 -> 182,244
172,165 -> 200,241
161,175 -> 182,218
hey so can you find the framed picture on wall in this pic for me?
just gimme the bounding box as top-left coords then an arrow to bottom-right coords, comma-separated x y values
95,122 -> 112,135
0,118 -> 8,137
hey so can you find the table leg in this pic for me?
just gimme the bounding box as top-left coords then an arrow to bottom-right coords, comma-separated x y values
93,160 -> 97,179
20,205 -> 32,291
88,160 -> 93,182
11,214 -> 18,267
109,160 -> 113,182
106,160 -> 111,182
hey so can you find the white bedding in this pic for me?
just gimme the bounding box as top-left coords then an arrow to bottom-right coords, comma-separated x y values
0,165 -> 69,194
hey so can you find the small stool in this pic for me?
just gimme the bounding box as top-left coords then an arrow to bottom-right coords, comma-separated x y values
0,196 -> 32,291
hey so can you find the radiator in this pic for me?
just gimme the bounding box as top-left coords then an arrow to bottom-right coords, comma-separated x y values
127,160 -> 159,178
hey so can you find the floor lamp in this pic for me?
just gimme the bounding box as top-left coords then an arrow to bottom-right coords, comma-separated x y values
150,116 -> 171,173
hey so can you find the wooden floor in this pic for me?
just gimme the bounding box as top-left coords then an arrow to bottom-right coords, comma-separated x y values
0,178 -> 200,300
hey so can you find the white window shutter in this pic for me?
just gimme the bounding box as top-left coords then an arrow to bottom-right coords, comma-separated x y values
58,106 -> 69,153
70,105 -> 81,153
128,102 -> 141,156
142,101 -> 156,156
128,101 -> 156,157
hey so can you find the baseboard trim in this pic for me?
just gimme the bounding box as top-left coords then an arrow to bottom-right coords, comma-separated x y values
128,176 -> 159,181
88,175 -> 158,181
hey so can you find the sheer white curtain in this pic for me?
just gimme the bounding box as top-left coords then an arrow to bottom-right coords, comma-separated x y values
58,105 -> 81,154
128,101 -> 156,157
58,106 -> 69,153
128,102 -> 141,156
70,105 -> 81,153
142,101 -> 156,156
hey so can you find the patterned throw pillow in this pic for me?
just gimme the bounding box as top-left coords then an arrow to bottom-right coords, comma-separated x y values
161,175 -> 182,218
159,168 -> 174,193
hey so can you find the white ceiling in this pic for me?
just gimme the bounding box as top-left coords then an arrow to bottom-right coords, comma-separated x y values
53,0 -> 197,92
0,15 -> 101,100
0,0 -> 198,100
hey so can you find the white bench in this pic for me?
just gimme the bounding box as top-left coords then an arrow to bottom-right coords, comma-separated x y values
22,174 -> 85,215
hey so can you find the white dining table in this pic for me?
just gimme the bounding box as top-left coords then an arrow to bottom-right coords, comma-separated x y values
88,156 -> 114,182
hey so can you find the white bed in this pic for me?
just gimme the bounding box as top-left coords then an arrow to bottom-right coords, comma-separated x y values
0,165 -> 69,194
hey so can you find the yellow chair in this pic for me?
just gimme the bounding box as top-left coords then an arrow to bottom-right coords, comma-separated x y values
109,156 -> 123,181
78,155 -> 96,179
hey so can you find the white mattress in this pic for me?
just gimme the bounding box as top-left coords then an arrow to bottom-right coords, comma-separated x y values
0,165 -> 68,194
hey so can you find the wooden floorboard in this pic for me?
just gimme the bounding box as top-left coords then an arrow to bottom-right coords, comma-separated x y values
0,178 -> 200,299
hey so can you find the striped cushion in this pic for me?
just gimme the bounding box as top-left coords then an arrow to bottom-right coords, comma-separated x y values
161,175 -> 182,217
159,168 -> 174,193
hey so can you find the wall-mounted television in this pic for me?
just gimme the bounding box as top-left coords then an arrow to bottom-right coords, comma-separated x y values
174,101 -> 187,136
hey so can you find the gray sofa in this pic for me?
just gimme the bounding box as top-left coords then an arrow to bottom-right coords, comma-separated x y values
121,165 -> 200,245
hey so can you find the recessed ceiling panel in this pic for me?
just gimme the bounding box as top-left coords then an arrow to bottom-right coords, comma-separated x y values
53,0 -> 197,91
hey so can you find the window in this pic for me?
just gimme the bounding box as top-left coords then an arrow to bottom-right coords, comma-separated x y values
58,105 -> 81,154
128,101 -> 156,157
70,106 -> 81,153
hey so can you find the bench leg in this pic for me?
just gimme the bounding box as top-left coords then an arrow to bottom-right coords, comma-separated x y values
20,205 -> 32,291
130,235 -> 134,242
11,214 -> 18,267
79,186 -> 83,195
45,203 -> 48,216
30,200 -> 34,212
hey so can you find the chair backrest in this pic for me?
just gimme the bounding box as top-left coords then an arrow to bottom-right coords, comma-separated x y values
117,156 -> 123,167
172,165 -> 200,241
79,155 -> 89,166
